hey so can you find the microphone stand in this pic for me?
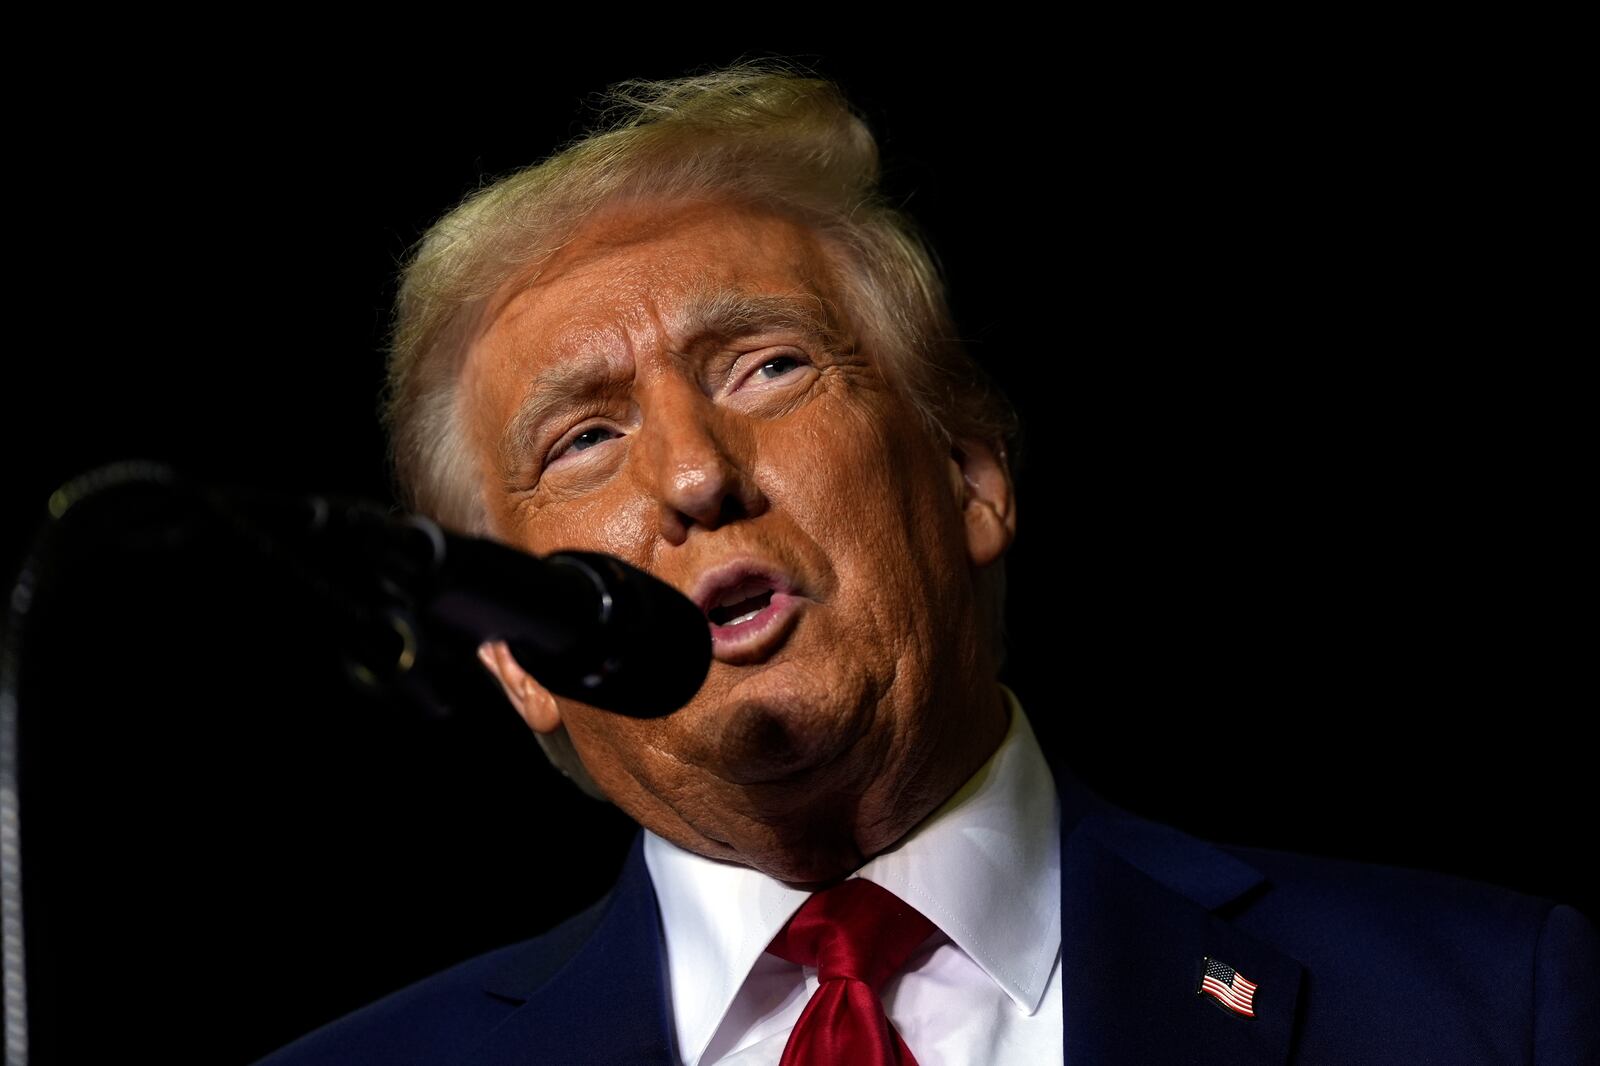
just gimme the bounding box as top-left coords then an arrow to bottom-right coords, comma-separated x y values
1,460 -> 409,1066
0,459 -> 708,1065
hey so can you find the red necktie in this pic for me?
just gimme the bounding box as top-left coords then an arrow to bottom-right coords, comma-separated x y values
765,878 -> 937,1066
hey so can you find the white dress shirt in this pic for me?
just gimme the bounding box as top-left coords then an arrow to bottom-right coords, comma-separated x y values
643,685 -> 1062,1065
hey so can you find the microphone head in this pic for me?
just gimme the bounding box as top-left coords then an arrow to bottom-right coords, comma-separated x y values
506,551 -> 712,719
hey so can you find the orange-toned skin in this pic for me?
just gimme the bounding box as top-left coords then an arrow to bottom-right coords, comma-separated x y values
465,198 -> 1015,886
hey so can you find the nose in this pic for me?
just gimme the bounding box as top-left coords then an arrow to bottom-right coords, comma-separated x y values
632,376 -> 767,546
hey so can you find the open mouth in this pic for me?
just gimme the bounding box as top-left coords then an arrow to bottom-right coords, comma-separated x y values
693,565 -> 804,663
707,579 -> 776,627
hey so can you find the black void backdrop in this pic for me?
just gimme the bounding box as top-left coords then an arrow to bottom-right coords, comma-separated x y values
3,44 -> 1588,1066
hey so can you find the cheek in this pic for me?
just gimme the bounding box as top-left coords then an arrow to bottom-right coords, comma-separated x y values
597,499 -> 653,559
557,491 -> 654,560
758,403 -> 882,537
497,486 -> 653,561
826,397 -> 951,535
781,396 -> 960,598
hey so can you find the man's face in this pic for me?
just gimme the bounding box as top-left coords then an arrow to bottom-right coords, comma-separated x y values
461,198 -> 1012,883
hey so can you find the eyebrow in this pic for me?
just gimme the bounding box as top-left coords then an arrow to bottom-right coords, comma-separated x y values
494,287 -> 851,483
676,286 -> 846,349
494,351 -> 626,484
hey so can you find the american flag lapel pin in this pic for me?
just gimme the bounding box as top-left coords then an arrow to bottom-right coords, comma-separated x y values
1198,956 -> 1258,1017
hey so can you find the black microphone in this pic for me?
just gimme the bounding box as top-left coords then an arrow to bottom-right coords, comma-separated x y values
40,464 -> 713,719
412,532 -> 714,720
233,494 -> 714,720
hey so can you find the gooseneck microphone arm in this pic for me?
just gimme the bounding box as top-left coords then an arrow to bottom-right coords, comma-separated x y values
51,462 -> 713,720
0,461 -> 713,1065
226,487 -> 714,720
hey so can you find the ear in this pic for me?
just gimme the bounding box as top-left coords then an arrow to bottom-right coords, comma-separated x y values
477,640 -> 563,734
949,436 -> 1016,567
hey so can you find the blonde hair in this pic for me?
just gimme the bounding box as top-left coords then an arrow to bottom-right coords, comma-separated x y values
382,61 -> 1019,797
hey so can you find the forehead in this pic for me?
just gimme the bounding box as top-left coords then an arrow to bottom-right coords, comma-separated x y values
473,198 -> 843,370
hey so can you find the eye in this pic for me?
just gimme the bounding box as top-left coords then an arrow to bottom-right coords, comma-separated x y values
569,426 -> 618,452
550,425 -> 621,465
723,350 -> 816,409
753,354 -> 804,381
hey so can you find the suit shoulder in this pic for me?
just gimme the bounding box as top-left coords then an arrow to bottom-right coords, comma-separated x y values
254,894 -> 611,1066
1215,838 -> 1580,936
1214,838 -> 1598,1062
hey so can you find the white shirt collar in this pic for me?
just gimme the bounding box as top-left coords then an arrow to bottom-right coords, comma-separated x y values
643,684 -> 1060,1065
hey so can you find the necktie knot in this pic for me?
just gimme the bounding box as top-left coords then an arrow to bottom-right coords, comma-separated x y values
767,878 -> 937,993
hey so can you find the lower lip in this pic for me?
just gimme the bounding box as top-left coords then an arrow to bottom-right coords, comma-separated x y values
707,591 -> 804,663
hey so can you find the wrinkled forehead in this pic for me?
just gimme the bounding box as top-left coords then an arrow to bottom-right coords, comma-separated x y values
474,198 -> 848,366
456,197 -> 859,460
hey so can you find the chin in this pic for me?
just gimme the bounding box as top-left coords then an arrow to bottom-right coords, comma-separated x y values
699,663 -> 874,787
754,823 -> 871,887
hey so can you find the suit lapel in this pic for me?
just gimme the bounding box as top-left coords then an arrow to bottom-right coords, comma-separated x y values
1057,770 -> 1304,1066
460,763 -> 1304,1066
462,833 -> 676,1066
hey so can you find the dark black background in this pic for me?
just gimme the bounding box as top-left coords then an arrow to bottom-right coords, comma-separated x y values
4,40 -> 1588,1066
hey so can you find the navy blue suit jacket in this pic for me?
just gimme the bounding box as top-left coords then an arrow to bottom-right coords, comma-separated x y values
259,766 -> 1599,1065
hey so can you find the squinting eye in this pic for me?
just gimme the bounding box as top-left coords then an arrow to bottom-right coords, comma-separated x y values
754,355 -> 804,380
570,427 -> 618,452
556,426 -> 620,461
